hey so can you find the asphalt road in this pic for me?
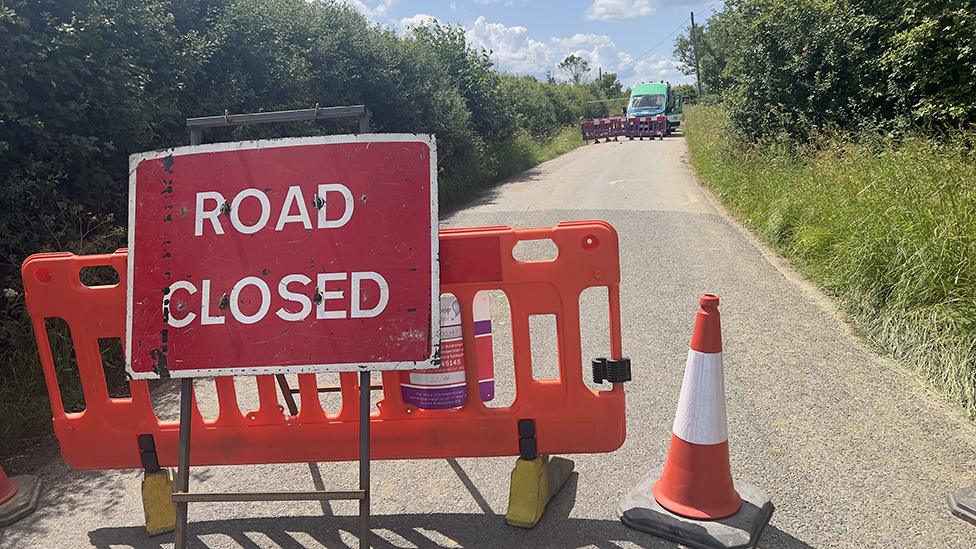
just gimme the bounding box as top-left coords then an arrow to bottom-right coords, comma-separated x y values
3,136 -> 976,548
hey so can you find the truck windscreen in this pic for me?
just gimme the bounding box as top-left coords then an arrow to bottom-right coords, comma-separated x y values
629,94 -> 665,110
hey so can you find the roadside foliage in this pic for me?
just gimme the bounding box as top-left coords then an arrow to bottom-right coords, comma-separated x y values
674,0 -> 976,139
0,0 -> 620,442
678,0 -> 976,418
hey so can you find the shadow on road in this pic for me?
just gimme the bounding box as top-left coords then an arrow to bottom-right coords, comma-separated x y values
86,473 -> 814,549
88,515 -> 813,549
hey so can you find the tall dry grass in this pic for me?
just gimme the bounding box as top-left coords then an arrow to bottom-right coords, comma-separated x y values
685,104 -> 976,418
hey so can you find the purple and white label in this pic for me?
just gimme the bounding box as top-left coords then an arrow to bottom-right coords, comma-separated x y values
400,294 -> 494,409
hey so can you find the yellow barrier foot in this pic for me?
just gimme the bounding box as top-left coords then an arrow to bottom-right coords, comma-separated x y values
505,455 -> 575,528
142,468 -> 177,536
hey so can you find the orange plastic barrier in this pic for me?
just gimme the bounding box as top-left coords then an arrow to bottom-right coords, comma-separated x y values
22,221 -> 626,470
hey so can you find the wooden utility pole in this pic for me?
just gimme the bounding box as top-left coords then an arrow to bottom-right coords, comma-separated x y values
690,11 -> 703,96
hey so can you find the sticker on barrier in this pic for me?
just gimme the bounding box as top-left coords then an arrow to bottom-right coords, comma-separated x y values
21,221 -> 627,470
125,135 -> 440,379
399,293 -> 494,409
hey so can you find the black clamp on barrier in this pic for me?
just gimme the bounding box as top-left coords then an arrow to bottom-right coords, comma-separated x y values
592,357 -> 632,384
138,434 -> 161,473
518,419 -> 538,460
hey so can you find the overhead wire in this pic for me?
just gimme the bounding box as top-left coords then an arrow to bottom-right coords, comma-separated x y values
622,0 -> 724,70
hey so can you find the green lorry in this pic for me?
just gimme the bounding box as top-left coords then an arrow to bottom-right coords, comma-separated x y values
626,82 -> 684,131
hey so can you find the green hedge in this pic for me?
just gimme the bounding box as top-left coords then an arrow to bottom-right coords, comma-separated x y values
0,0 -> 615,442
675,0 -> 976,140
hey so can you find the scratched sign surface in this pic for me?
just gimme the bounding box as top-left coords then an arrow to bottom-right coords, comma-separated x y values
126,135 -> 439,379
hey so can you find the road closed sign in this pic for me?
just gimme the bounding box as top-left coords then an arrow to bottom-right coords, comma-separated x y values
126,135 -> 439,378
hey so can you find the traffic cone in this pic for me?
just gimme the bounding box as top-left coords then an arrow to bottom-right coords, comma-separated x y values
618,294 -> 773,549
0,468 -> 15,504
653,293 -> 740,519
0,465 -> 41,527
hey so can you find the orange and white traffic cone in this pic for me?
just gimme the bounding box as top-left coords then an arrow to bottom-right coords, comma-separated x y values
653,293 -> 740,519
0,465 -> 41,527
618,294 -> 773,549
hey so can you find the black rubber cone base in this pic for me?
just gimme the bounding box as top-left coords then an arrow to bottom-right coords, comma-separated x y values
949,483 -> 976,526
617,468 -> 773,549
0,475 -> 42,527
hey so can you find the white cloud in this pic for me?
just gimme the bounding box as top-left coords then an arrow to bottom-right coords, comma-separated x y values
339,6 -> 689,87
399,13 -> 442,30
633,55 -> 686,84
550,33 -> 621,75
344,0 -> 397,19
465,16 -> 554,74
463,16 -> 690,86
585,0 -> 654,21
465,19 -> 624,78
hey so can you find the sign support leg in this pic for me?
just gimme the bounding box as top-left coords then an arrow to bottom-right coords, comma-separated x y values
274,374 -> 300,416
275,371 -> 370,548
359,370 -> 371,548
174,378 -> 193,549
170,373 -> 371,548
175,106 -> 380,548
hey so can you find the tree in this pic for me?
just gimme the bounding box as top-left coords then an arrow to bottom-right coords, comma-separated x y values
671,0 -> 976,138
880,0 -> 976,128
672,83 -> 698,103
408,23 -> 514,142
672,33 -> 697,79
558,54 -> 590,85
720,0 -> 891,139
672,6 -> 743,97
592,71 -> 624,99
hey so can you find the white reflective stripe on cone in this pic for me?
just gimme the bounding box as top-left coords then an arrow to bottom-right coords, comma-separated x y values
672,350 -> 729,445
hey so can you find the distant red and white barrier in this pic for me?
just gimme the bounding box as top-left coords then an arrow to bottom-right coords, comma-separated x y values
581,115 -> 668,143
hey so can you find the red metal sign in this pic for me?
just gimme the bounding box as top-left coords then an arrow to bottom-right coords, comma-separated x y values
126,135 -> 439,378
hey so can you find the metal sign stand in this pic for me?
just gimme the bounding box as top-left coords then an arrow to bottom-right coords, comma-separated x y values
172,105 -> 374,549
171,374 -> 371,548
186,104 -> 371,145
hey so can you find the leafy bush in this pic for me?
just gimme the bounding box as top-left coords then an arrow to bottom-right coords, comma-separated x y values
674,0 -> 976,139
0,0 -> 618,442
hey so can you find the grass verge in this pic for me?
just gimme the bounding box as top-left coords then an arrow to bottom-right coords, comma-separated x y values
684,104 -> 976,419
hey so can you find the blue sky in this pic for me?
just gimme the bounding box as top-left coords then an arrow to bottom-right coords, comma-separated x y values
344,0 -> 725,87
